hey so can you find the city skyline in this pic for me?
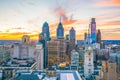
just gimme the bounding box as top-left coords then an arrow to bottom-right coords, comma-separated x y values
0,0 -> 120,40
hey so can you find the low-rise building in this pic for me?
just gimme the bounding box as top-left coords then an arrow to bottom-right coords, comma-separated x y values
96,61 -> 120,80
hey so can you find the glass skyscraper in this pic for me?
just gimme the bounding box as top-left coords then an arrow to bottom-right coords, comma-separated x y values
39,33 -> 48,68
42,22 -> 50,41
91,18 -> 96,43
97,29 -> 101,43
70,27 -> 76,40
56,22 -> 64,38
69,27 -> 76,52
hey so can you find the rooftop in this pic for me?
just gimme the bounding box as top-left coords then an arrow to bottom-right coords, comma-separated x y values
58,71 -> 83,80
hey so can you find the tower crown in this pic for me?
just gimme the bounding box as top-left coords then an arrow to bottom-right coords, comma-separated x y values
57,22 -> 64,38
57,22 -> 64,29
42,22 -> 50,41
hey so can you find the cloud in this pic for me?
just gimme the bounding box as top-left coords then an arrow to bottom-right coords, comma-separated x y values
0,32 -> 32,40
11,27 -> 24,30
55,6 -> 68,22
95,8 -> 120,21
100,21 -> 120,26
94,0 -> 120,7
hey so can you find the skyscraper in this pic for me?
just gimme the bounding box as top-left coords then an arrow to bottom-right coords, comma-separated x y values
47,38 -> 66,67
84,33 -> 87,40
91,18 -> 96,43
69,27 -> 76,51
42,22 -> 50,41
66,34 -> 70,40
36,42 -> 44,70
97,29 -> 101,44
56,22 -> 64,38
70,27 -> 76,40
70,49 -> 79,70
84,26 -> 94,78
39,33 -> 48,68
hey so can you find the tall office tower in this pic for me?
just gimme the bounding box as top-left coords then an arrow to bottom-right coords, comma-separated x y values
56,22 -> 64,38
70,49 -> 79,70
97,29 -> 101,44
70,27 -> 76,40
39,33 -> 48,68
47,39 -> 60,67
84,26 -> 94,78
36,42 -> 44,70
42,22 -> 50,41
47,38 -> 66,67
91,18 -> 96,43
69,27 -> 76,52
84,33 -> 87,40
56,38 -> 66,63
65,34 -> 70,54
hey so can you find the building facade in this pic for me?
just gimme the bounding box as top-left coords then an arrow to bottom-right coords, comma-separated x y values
70,49 -> 79,70
35,43 -> 44,70
56,22 -> 64,38
39,33 -> 48,68
96,61 -> 120,80
47,39 -> 60,67
0,45 -> 11,64
47,38 -> 66,67
69,27 -> 76,52
97,29 -> 101,44
13,35 -> 36,59
84,26 -> 94,78
91,18 -> 96,43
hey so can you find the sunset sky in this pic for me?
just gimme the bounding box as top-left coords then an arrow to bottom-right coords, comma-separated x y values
0,0 -> 120,40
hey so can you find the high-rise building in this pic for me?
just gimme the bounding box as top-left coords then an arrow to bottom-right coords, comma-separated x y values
47,39 -> 60,67
70,27 -> 76,40
56,22 -> 64,38
69,27 -> 76,52
39,33 -> 48,68
70,49 -> 79,70
90,18 -> 96,43
84,33 -> 87,40
97,29 -> 101,44
47,38 -> 66,67
84,26 -> 94,78
36,42 -> 44,70
42,22 -> 50,41
65,34 -> 70,54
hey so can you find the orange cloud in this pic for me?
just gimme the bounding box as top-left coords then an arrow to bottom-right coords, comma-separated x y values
0,32 -> 31,40
55,6 -> 68,22
99,21 -> 120,26
95,0 -> 120,7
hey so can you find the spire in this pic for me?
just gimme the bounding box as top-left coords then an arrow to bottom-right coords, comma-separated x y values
60,16 -> 62,23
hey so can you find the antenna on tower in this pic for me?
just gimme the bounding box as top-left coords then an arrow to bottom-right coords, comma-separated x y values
60,16 -> 62,22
